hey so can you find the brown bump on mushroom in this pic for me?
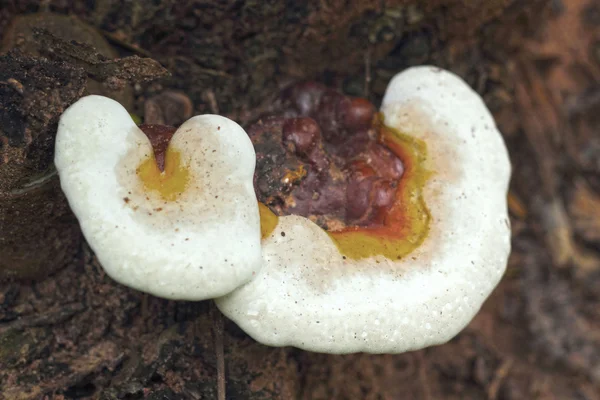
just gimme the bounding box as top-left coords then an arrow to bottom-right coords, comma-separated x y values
282,117 -> 321,155
345,160 -> 378,222
328,117 -> 432,260
355,142 -> 405,181
314,89 -> 347,142
251,85 -> 417,237
340,97 -> 376,132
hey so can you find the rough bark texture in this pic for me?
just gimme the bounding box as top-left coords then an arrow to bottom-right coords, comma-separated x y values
1,0 -> 600,399
0,51 -> 86,192
0,19 -> 167,280
0,51 -> 86,280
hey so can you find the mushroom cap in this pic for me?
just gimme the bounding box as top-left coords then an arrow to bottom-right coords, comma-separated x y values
216,66 -> 512,354
55,95 -> 262,300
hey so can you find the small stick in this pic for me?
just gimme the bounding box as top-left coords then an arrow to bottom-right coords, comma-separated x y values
101,30 -> 153,58
203,89 -> 220,115
364,47 -> 372,98
487,359 -> 513,400
210,301 -> 226,400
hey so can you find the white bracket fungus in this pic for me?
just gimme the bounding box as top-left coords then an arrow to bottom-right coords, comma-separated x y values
55,66 -> 511,355
216,66 -> 512,354
55,96 -> 262,300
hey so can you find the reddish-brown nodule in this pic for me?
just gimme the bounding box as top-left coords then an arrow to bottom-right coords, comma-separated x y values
341,98 -> 376,132
138,124 -> 177,172
250,83 -> 403,230
345,160 -> 397,226
282,117 -> 320,155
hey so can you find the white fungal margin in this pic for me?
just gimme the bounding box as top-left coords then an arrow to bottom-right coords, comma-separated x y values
55,95 -> 262,300
216,66 -> 512,354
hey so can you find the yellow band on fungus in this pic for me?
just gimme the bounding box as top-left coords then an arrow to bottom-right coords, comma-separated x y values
329,120 -> 432,260
259,202 -> 279,239
257,118 -> 432,261
136,148 -> 190,201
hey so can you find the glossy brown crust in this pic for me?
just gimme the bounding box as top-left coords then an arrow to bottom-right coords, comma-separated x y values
250,83 -> 404,230
138,124 -> 177,172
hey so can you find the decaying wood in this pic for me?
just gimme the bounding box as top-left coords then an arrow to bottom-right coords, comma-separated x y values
0,24 -> 168,280
512,0 -> 600,276
32,29 -> 168,86
570,179 -> 600,244
1,0 -> 600,398
0,51 -> 85,280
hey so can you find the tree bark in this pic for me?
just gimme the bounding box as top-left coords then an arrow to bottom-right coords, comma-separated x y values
7,1 -> 600,400
0,14 -> 167,280
0,51 -> 86,280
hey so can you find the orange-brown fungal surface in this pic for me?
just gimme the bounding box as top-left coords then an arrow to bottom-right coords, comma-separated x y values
250,84 -> 430,259
329,117 -> 431,259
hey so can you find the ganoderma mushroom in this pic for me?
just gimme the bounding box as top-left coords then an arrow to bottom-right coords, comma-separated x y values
55,95 -> 262,300
216,66 -> 512,354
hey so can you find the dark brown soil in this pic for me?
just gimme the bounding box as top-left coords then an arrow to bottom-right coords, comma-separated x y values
1,1 -> 600,399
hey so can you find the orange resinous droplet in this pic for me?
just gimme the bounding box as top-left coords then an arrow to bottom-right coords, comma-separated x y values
136,148 -> 190,201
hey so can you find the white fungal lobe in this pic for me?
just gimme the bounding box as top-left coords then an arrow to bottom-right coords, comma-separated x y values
55,96 -> 262,300
55,67 -> 511,355
216,66 -> 512,354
